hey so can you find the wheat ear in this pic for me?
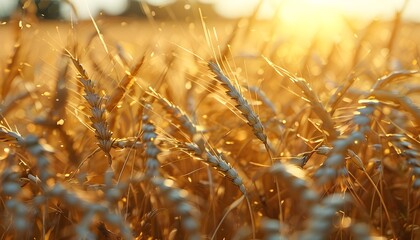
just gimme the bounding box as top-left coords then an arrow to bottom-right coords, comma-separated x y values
1,131 -> 133,239
183,142 -> 247,195
371,70 -> 420,90
0,89 -> 32,119
1,35 -> 21,99
314,99 -> 377,184
265,58 -> 338,141
208,61 -> 267,144
142,112 -> 161,177
261,218 -> 285,240
112,137 -> 144,149
148,87 -> 198,137
24,134 -> 133,239
269,162 -> 319,213
142,107 -> 201,239
370,90 -> 420,126
350,223 -> 372,240
388,134 -> 420,189
1,150 -> 30,235
301,194 -> 351,240
0,124 -> 24,144
105,56 -> 145,112
248,86 -> 277,115
67,51 -> 114,165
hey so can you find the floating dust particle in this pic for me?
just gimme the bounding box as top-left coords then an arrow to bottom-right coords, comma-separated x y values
26,123 -> 36,132
56,119 -> 65,126
340,216 -> 352,228
235,130 -> 248,141
185,81 -> 192,90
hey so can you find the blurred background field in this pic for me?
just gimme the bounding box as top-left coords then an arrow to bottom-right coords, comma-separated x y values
1,1 -> 420,239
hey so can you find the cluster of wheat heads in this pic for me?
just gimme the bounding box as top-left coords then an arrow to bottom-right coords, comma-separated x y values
1,6 -> 420,240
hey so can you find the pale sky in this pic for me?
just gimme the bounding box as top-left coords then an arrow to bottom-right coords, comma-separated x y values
1,0 -> 419,22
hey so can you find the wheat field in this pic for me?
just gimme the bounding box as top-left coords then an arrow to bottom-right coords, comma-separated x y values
0,3 -> 419,240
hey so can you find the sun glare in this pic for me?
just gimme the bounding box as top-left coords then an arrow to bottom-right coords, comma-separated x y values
278,0 -> 345,35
